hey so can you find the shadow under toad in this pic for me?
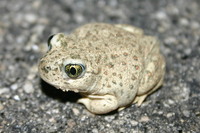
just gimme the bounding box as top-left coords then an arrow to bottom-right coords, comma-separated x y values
40,79 -> 81,103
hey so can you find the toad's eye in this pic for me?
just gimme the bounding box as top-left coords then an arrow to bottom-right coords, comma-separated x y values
64,64 -> 85,78
47,34 -> 55,50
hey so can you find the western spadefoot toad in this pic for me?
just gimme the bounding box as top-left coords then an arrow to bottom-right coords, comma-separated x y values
38,23 -> 165,114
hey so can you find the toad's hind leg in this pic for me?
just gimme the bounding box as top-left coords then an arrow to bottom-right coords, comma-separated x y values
78,95 -> 118,114
133,35 -> 165,106
133,74 -> 164,106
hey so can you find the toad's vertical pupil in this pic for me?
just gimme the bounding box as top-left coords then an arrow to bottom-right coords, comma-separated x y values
70,67 -> 76,75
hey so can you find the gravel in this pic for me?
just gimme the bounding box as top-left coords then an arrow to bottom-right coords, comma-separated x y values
0,0 -> 200,132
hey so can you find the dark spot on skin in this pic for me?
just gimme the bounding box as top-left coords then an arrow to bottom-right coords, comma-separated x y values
111,54 -> 119,59
70,54 -> 81,59
92,36 -> 98,41
96,55 -> 102,64
112,72 -> 117,76
95,47 -> 100,50
71,46 -> 77,49
122,61 -> 127,65
131,44 -> 136,47
107,84 -> 111,88
116,32 -> 122,37
120,90 -> 124,95
104,71 -> 108,75
118,74 -> 122,79
126,95 -> 130,99
123,52 -> 128,56
135,65 -> 140,70
107,63 -> 114,68
133,55 -> 138,61
131,74 -> 137,80
93,68 -> 101,74
88,42 -> 92,46
147,71 -> 152,77
48,50 -> 56,56
53,67 -> 58,72
112,80 -> 116,84
119,82 -> 123,87
129,85 -> 134,90
103,55 -> 108,62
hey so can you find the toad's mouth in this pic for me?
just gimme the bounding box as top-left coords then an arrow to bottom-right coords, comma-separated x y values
42,76 -> 100,95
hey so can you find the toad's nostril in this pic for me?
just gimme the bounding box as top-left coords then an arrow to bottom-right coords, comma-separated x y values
45,66 -> 51,70
45,66 -> 51,72
41,66 -> 51,73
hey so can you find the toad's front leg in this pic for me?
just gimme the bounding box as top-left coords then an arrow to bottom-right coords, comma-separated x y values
78,94 -> 119,114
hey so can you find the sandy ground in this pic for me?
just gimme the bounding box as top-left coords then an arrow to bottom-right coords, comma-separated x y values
0,0 -> 200,132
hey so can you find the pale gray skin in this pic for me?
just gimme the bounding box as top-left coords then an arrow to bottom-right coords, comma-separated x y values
38,23 -> 165,114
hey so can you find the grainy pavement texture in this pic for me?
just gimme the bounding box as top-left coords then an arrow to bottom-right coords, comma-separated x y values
0,0 -> 200,133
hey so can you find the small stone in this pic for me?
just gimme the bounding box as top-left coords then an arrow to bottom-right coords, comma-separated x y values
154,11 -> 168,20
179,18 -> 189,26
23,81 -> 34,94
168,99 -> 175,105
0,87 -> 9,95
130,120 -> 138,126
52,109 -> 59,114
139,116 -> 150,122
13,95 -> 20,101
92,128 -> 98,133
67,119 -> 76,128
72,108 -> 80,115
49,117 -> 56,123
191,21 -> 200,29
166,112 -> 174,118
31,44 -> 39,52
10,83 -> 18,90
24,13 -> 37,24
0,103 -> 4,111
131,129 -> 143,133
104,115 -> 115,122
183,110 -> 190,117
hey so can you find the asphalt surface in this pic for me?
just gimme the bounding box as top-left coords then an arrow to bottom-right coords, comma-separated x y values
0,0 -> 200,132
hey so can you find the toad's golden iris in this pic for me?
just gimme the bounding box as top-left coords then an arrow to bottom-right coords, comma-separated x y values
65,64 -> 84,78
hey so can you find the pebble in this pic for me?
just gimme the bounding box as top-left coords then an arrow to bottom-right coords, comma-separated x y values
92,128 -> 98,133
130,120 -> 138,126
104,115 -> 115,122
0,103 -> 4,111
72,108 -> 80,116
67,119 -> 76,128
182,110 -> 190,117
24,13 -> 37,24
13,95 -> 20,101
166,112 -> 174,118
154,11 -> 168,20
179,18 -> 189,26
23,81 -> 34,94
0,87 -> 9,95
139,116 -> 150,122
10,83 -> 18,91
31,44 -> 40,52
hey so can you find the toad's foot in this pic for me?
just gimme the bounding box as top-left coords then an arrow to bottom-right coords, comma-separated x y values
78,95 -> 118,114
133,94 -> 148,106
